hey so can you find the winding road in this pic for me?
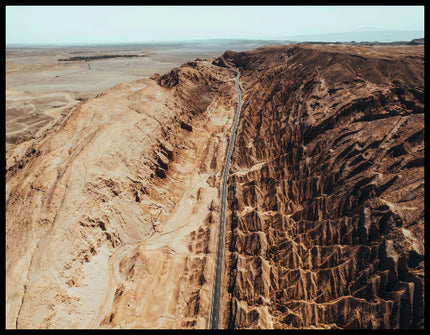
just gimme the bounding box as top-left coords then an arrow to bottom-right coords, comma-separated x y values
209,68 -> 242,329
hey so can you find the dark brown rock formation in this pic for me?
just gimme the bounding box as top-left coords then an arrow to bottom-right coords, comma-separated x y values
219,44 -> 424,329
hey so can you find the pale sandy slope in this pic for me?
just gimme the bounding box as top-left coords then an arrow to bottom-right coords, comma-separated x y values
6,60 -> 238,328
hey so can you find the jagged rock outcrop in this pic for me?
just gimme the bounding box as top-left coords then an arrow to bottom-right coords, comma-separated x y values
220,44 -> 424,329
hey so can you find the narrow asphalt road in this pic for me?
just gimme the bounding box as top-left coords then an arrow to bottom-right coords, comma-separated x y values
209,68 -> 242,329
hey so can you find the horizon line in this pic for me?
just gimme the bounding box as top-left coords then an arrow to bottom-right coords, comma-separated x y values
7,30 -> 424,48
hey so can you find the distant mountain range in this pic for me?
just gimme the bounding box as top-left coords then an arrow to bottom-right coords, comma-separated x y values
283,30 -> 424,43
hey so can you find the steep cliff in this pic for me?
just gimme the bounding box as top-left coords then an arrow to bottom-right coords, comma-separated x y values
218,44 -> 424,329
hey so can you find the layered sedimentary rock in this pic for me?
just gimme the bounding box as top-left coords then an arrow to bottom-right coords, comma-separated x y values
217,44 -> 424,329
6,60 -> 238,328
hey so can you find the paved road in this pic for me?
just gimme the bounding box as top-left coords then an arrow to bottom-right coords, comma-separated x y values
209,68 -> 242,329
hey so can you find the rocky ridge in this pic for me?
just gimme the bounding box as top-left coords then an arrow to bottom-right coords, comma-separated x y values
6,59 -> 238,328
216,44 -> 424,329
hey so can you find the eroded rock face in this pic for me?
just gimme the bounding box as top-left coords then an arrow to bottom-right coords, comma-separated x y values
220,44 -> 424,329
6,60 -> 238,329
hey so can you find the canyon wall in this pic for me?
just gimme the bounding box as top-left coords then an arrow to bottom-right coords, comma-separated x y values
217,44 -> 424,329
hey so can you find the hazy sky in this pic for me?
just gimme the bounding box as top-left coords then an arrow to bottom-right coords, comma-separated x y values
6,6 -> 425,45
